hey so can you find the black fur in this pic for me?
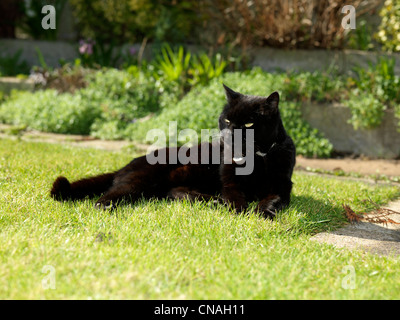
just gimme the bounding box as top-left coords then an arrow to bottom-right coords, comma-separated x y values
51,85 -> 296,218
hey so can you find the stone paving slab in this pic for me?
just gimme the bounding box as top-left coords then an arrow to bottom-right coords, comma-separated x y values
311,200 -> 400,256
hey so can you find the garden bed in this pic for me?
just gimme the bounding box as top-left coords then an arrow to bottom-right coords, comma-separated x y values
3,38 -> 400,75
1,48 -> 400,159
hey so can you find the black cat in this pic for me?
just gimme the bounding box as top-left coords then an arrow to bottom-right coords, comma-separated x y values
51,85 -> 296,218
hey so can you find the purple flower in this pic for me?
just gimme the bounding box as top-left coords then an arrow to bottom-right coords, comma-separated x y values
79,39 -> 95,55
129,47 -> 137,56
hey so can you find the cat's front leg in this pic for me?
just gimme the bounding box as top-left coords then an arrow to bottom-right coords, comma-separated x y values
220,164 -> 247,213
255,194 -> 289,219
221,186 -> 247,213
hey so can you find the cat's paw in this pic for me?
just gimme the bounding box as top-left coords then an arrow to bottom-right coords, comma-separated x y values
94,200 -> 116,211
222,196 -> 247,213
256,196 -> 283,219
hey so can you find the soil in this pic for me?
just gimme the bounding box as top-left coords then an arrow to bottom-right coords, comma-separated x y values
296,156 -> 400,178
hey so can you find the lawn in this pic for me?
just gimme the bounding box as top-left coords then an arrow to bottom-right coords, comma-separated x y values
0,138 -> 399,299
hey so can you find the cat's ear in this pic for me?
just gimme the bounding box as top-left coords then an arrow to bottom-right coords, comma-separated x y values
223,84 -> 241,104
261,91 -> 279,114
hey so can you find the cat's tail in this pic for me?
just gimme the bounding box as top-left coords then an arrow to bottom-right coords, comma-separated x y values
50,172 -> 116,201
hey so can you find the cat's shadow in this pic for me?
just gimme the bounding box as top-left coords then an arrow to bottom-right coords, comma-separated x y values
290,195 -> 400,242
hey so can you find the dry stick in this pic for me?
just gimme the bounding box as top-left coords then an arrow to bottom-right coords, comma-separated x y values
342,204 -> 400,226
137,37 -> 148,70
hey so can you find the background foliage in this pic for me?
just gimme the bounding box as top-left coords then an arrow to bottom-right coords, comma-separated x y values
376,0 -> 400,52
69,0 -> 197,44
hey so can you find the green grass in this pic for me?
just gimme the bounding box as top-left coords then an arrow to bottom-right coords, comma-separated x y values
1,138 -> 400,299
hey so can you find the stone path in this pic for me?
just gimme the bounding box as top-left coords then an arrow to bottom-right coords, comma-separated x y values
297,156 -> 400,178
311,200 -> 400,256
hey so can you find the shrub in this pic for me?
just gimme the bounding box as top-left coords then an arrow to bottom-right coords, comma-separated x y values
0,90 -> 99,134
0,68 -> 177,137
376,0 -> 400,52
345,56 -> 400,130
282,69 -> 346,103
31,61 -> 91,93
198,0 -> 381,49
70,0 -> 198,44
87,68 -> 176,139
351,57 -> 400,104
346,90 -> 386,130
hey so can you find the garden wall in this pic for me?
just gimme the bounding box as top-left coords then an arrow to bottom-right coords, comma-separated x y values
251,47 -> 400,75
2,39 -> 400,75
1,39 -> 78,68
301,103 -> 400,159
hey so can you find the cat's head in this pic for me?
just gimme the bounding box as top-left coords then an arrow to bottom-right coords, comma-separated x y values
218,84 -> 281,157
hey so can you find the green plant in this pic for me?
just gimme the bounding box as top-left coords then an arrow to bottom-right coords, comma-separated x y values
34,47 -> 49,70
346,90 -> 386,129
282,69 -> 346,103
352,57 -> 399,102
376,0 -> 400,52
189,52 -> 227,86
0,49 -> 30,76
0,68 -> 179,139
70,0 -> 197,44
346,19 -> 374,50
345,56 -> 400,130
17,0 -> 67,40
153,44 -> 191,95
152,44 -> 228,96
86,69 -> 168,139
0,89 -> 100,134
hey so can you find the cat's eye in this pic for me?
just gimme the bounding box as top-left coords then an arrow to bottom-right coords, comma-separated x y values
245,123 -> 254,128
224,119 -> 230,124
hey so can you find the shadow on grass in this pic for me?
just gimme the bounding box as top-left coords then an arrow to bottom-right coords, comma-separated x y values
289,195 -> 346,235
54,192 -> 346,235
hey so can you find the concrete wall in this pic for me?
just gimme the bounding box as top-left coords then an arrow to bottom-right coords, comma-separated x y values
2,39 -> 400,74
301,103 -> 400,159
1,39 -> 78,68
250,47 -> 400,75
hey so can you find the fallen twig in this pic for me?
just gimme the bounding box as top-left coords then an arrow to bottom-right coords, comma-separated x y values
342,204 -> 363,223
342,203 -> 400,226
